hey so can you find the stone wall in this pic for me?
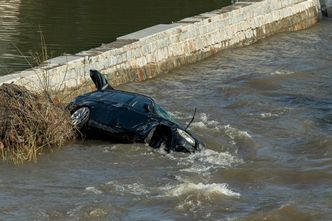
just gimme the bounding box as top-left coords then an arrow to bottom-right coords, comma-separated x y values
0,0 -> 322,90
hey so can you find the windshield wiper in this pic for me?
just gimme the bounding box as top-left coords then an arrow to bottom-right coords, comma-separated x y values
185,108 -> 197,130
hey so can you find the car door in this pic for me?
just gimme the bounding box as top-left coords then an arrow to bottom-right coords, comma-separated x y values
117,97 -> 152,132
89,102 -> 119,129
93,92 -> 133,129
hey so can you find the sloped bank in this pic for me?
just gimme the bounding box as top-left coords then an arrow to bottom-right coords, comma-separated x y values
0,0 -> 323,90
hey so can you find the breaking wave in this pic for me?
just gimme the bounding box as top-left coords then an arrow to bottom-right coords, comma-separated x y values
162,182 -> 240,198
160,112 -> 246,175
182,112 -> 253,143
85,186 -> 103,195
190,113 -> 220,131
223,124 -> 252,140
188,149 -> 241,167
159,180 -> 240,214
178,149 -> 243,175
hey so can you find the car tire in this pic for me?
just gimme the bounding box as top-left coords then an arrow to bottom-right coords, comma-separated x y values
154,135 -> 168,148
71,107 -> 90,130
149,133 -> 171,151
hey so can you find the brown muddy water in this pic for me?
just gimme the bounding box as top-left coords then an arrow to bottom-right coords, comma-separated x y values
0,19 -> 332,221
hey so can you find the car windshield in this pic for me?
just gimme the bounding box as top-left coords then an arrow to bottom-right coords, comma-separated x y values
154,104 -> 179,125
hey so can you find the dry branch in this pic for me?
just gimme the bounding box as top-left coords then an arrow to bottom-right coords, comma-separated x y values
0,83 -> 75,164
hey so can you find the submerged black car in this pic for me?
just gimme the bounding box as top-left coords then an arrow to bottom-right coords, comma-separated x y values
67,69 -> 203,153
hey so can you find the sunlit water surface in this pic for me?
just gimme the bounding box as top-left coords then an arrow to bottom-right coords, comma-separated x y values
0,0 -> 229,76
0,18 -> 331,221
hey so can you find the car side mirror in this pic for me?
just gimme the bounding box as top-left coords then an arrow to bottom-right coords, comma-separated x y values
144,103 -> 152,112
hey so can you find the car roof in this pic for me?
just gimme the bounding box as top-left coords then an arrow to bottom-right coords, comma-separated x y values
81,89 -> 155,106
111,89 -> 154,104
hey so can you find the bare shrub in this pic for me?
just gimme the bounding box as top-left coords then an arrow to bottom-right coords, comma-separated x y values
0,83 -> 75,164
0,31 -> 97,164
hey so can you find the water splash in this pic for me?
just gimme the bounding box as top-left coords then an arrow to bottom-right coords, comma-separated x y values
85,186 -> 102,195
176,149 -> 243,175
184,149 -> 242,167
260,112 -> 280,119
190,113 -> 221,131
223,125 -> 252,139
163,182 -> 240,198
270,69 -> 293,76
183,112 -> 254,145
105,181 -> 150,196
102,145 -> 118,153
156,179 -> 241,215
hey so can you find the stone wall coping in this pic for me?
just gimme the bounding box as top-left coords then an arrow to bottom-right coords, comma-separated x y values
0,0 -> 321,89
117,23 -> 183,41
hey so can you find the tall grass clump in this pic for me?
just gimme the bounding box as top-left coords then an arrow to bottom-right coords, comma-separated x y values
0,32 -> 77,164
0,84 -> 75,164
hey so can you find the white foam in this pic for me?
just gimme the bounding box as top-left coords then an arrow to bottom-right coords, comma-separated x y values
170,111 -> 191,120
178,149 -> 243,175
270,70 -> 293,76
180,164 -> 213,174
186,149 -> 242,167
85,186 -> 102,194
165,182 -> 240,198
106,181 -> 150,196
224,125 -> 252,139
126,183 -> 150,195
260,112 -> 279,119
199,113 -> 209,122
191,121 -> 208,129
199,113 -> 220,126
102,145 -> 117,153
189,113 -> 221,131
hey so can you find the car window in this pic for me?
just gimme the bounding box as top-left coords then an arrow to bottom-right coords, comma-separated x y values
154,104 -> 179,125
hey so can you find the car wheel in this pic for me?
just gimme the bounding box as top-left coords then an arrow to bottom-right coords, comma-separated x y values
149,133 -> 171,150
155,135 -> 168,148
148,125 -> 172,151
71,107 -> 90,130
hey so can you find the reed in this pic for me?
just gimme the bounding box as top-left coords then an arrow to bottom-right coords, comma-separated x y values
0,32 -> 82,164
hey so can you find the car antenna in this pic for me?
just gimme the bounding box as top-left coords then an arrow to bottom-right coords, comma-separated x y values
185,108 -> 197,130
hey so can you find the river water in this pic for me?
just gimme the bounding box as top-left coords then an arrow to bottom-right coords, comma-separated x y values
0,0 -> 229,76
0,16 -> 332,221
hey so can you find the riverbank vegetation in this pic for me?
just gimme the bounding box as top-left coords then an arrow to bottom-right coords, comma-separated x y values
0,34 -> 87,164
0,83 -> 76,164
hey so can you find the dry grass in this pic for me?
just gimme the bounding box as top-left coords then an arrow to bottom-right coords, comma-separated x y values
0,31 -> 98,164
0,83 -> 76,164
